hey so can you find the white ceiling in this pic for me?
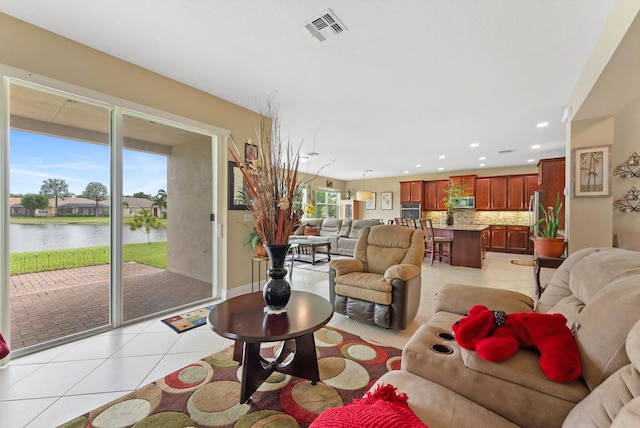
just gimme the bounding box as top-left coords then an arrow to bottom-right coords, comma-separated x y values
0,0 -> 617,181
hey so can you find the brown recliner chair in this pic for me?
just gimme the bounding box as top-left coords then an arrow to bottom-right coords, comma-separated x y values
328,225 -> 424,329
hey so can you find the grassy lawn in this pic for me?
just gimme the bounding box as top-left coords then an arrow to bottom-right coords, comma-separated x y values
10,241 -> 167,275
10,216 -> 167,226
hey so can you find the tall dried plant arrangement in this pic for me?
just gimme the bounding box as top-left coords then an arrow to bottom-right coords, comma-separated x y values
228,96 -> 305,246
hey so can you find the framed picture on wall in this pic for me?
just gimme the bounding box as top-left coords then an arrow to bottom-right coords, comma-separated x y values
365,192 -> 376,210
381,191 -> 392,210
228,161 -> 250,210
573,145 -> 611,197
244,142 -> 258,164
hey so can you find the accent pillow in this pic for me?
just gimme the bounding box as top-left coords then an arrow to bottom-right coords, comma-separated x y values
304,226 -> 320,236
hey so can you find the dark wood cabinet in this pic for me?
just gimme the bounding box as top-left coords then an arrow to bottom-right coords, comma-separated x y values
450,175 -> 476,196
476,176 -> 507,210
489,225 -> 533,254
423,180 -> 448,210
400,180 -> 423,203
482,228 -> 490,260
508,226 -> 531,253
490,226 -> 507,250
507,174 -> 538,210
537,157 -> 565,229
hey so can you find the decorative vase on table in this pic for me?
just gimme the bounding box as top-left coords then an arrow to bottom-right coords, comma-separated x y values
263,244 -> 292,313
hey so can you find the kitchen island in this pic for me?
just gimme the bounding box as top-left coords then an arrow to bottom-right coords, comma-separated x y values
430,223 -> 489,268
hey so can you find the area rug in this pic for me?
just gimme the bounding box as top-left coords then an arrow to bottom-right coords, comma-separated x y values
291,255 -> 349,273
161,305 -> 215,333
58,327 -> 402,428
510,259 -> 535,267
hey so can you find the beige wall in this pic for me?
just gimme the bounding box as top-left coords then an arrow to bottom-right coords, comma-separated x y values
566,3 -> 640,253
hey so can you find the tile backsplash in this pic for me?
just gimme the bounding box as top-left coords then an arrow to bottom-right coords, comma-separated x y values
423,210 -> 530,226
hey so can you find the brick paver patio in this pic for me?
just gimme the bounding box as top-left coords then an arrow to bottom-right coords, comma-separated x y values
9,263 -> 213,350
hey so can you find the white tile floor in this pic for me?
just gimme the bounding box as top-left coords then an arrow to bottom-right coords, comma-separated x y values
0,252 -> 542,428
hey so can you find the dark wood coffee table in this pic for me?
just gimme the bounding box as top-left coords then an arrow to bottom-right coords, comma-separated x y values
207,291 -> 333,403
289,239 -> 331,265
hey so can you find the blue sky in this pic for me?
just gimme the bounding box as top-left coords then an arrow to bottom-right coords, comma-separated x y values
10,131 -> 167,197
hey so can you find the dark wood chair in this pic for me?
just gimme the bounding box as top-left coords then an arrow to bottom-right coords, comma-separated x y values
421,218 -> 453,266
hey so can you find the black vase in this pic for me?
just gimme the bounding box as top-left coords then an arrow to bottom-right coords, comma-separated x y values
263,244 -> 291,312
446,212 -> 454,226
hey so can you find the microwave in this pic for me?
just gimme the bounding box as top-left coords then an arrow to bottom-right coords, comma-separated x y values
452,196 -> 475,209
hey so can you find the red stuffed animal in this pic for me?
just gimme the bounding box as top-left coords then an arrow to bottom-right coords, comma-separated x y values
451,305 -> 581,382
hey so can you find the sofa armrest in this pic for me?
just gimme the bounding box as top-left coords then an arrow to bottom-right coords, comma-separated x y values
384,264 -> 421,283
434,283 -> 534,315
329,258 -> 364,276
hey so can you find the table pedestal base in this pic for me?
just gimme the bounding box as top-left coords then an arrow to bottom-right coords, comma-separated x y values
234,334 -> 320,403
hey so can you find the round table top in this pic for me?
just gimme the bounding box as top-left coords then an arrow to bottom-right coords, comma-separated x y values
207,291 -> 333,342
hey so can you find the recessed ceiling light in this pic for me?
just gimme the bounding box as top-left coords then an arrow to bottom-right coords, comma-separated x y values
527,159 -> 535,163
470,143 -> 479,148
438,167 -> 444,171
479,163 -> 485,167
299,156 -> 309,163
479,156 -> 486,160
415,164 -> 421,168
403,170 -> 409,174
438,155 -> 446,159
531,144 -> 541,149
537,122 -> 549,128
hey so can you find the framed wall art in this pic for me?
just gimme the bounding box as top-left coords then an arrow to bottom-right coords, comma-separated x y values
365,192 -> 376,210
228,161 -> 250,210
573,145 -> 612,197
380,191 -> 393,210
244,142 -> 258,164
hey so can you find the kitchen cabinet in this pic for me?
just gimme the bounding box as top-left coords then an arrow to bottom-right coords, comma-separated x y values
507,174 -> 538,210
537,157 -> 565,228
489,225 -> 533,254
400,180 -> 423,203
423,180 -> 448,210
476,176 -> 508,210
340,200 -> 361,220
482,228 -> 490,260
449,175 -> 476,196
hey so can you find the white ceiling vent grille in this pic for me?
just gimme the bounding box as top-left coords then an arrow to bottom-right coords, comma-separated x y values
303,9 -> 347,42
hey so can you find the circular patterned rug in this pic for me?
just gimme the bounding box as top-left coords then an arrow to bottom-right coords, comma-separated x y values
59,327 -> 402,428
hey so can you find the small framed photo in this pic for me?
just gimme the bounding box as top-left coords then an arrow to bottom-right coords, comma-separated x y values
381,191 -> 393,210
573,145 -> 612,197
365,192 -> 376,210
244,142 -> 258,164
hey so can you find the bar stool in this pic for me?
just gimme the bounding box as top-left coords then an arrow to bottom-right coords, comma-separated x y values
421,218 -> 453,266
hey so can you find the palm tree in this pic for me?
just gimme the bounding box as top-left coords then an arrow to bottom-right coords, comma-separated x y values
152,189 -> 167,218
82,182 -> 108,216
40,178 -> 71,215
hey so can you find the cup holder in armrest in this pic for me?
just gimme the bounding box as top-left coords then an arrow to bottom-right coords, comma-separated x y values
437,332 -> 455,341
430,344 -> 454,355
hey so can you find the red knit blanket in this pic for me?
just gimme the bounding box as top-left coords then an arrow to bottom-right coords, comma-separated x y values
310,384 -> 429,428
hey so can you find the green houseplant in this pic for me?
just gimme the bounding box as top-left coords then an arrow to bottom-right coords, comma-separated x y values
533,192 -> 566,258
441,183 -> 467,225
245,226 -> 267,257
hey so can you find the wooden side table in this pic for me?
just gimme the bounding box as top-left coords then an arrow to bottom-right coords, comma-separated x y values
534,256 -> 566,298
251,256 -> 269,292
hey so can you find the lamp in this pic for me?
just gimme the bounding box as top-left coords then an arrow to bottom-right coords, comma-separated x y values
614,152 -> 640,178
355,171 -> 372,201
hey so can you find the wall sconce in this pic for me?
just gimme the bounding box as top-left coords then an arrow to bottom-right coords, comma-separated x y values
613,186 -> 640,213
614,152 -> 640,178
355,171 -> 372,201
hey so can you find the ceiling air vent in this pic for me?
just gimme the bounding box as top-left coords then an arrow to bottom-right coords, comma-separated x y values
303,8 -> 348,42
498,149 -> 514,154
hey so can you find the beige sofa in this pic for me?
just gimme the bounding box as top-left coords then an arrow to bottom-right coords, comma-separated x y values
371,247 -> 640,427
290,218 -> 382,256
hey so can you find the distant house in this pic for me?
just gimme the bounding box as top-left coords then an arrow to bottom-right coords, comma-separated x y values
9,197 -> 27,217
53,197 -> 109,216
120,197 -> 156,217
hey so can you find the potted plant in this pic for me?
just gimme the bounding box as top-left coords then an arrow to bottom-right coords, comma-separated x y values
441,183 -> 466,225
532,192 -> 566,258
245,226 -> 267,257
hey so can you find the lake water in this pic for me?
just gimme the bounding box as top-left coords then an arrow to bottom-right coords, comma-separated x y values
10,223 -> 168,253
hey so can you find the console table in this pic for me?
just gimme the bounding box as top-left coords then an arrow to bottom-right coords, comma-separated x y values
207,291 -> 333,403
534,256 -> 566,297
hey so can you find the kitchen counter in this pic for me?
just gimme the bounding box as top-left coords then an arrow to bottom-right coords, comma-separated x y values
431,224 -> 490,232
